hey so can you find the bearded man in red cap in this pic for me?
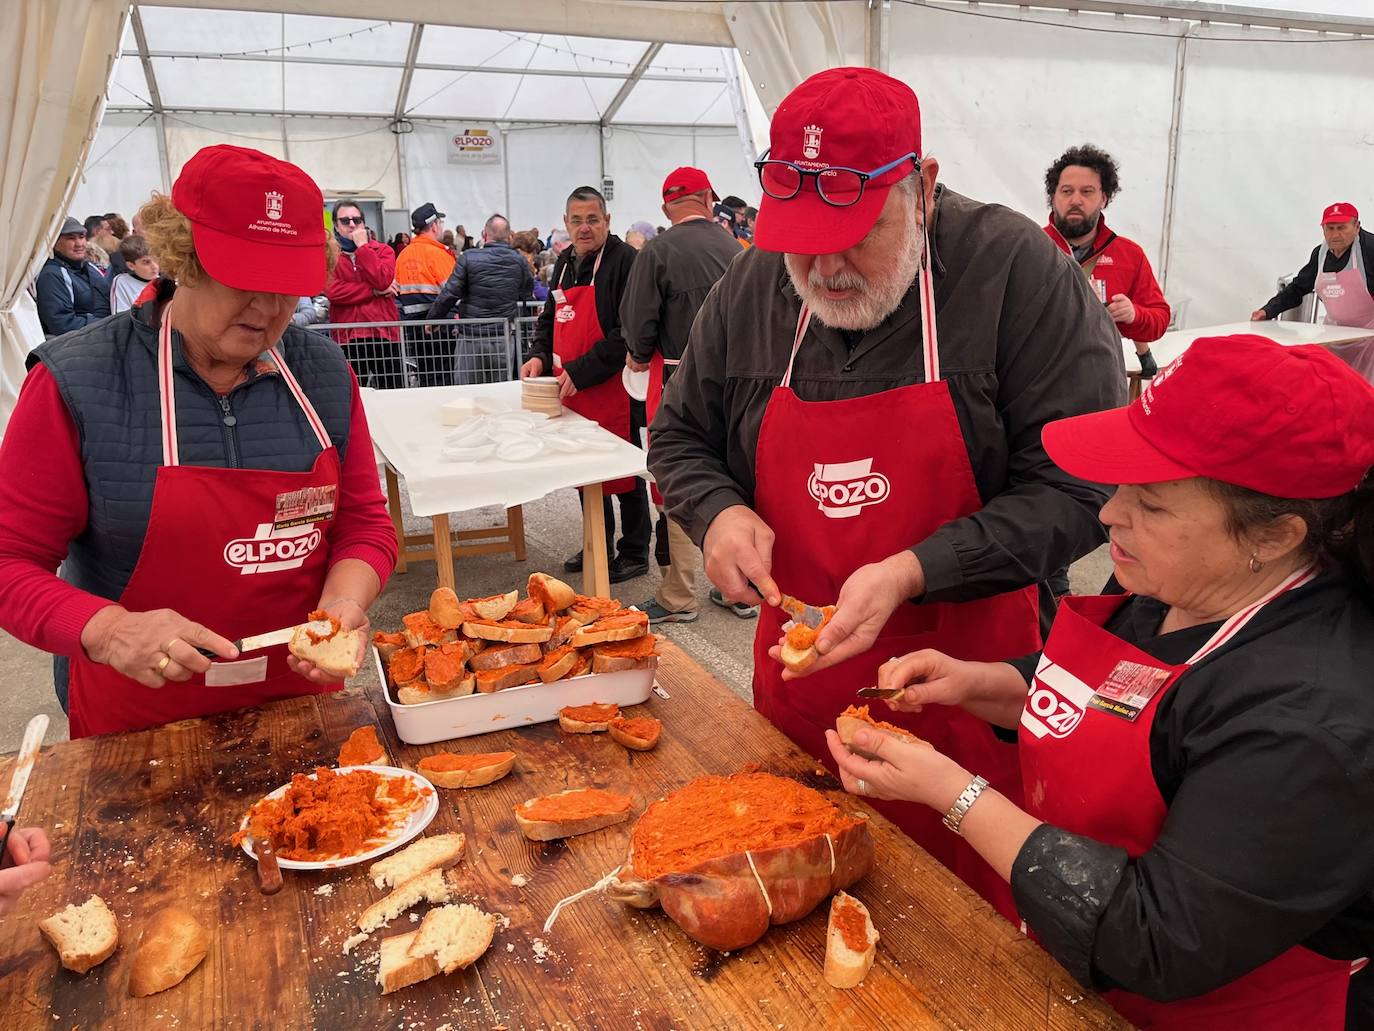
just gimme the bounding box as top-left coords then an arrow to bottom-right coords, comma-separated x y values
648,67 -> 1124,917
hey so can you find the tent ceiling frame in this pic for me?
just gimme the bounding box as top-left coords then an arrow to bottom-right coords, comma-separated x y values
600,42 -> 663,125
104,104 -> 736,129
919,0 -> 1374,36
129,6 -> 163,112
393,22 -> 424,121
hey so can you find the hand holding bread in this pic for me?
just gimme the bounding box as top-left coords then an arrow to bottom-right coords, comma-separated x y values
825,717 -> 964,811
287,600 -> 369,683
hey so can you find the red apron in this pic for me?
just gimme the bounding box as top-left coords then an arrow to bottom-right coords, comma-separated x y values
1020,568 -> 1358,1028
751,228 -> 1042,920
67,303 -> 342,738
553,247 -> 636,495
1314,240 -> 1374,382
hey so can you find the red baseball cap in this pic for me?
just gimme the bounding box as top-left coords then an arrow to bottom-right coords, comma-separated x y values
753,67 -> 922,255
1322,202 -> 1359,224
1043,334 -> 1374,498
663,167 -> 718,203
171,144 -> 327,296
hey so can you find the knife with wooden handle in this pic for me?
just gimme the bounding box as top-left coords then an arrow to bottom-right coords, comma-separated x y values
251,835 -> 284,895
0,715 -> 49,863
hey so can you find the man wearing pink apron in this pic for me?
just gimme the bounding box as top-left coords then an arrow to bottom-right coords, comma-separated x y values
647,68 -> 1125,919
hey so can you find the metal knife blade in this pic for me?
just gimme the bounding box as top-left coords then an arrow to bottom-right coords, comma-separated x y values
780,594 -> 827,630
1,715 -> 49,823
236,625 -> 298,653
856,686 -> 906,702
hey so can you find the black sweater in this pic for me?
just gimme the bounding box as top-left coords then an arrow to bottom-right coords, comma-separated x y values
1261,229 -> 1374,318
530,234 -> 636,390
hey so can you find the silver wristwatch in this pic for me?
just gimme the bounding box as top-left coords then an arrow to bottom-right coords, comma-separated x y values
943,775 -> 989,835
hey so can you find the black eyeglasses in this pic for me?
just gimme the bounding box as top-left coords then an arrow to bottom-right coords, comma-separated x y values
754,150 -> 919,208
336,216 -> 365,226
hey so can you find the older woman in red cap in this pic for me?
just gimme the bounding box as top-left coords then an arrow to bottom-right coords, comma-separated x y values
0,145 -> 397,737
827,334 -> 1374,1028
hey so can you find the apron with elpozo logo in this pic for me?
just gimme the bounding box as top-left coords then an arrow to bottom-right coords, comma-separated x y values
1021,570 -> 1362,1028
1314,240 -> 1374,381
66,303 -> 342,738
750,221 -> 1042,921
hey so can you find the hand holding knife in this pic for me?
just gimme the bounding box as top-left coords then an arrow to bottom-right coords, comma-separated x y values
1,715 -> 48,869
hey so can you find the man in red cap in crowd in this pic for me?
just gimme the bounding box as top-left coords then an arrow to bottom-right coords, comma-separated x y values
648,67 -> 1123,918
1252,203 -> 1374,357
620,166 -> 747,625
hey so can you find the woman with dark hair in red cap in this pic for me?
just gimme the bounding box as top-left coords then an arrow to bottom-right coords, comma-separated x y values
826,334 -> 1374,1028
0,145 -> 397,738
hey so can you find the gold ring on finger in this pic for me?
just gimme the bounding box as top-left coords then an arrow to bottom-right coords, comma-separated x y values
164,638 -> 182,654
156,653 -> 171,673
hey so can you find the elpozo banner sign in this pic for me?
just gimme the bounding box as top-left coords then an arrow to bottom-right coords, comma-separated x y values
448,127 -> 501,166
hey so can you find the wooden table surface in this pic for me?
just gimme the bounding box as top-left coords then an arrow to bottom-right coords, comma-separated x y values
0,641 -> 1129,1030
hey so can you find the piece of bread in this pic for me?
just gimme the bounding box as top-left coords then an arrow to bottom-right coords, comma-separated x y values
338,725 -> 386,767
835,705 -> 923,761
424,642 -> 473,695
558,701 -> 620,733
508,596 -> 546,624
372,631 -> 407,663
428,587 -> 476,630
563,654 -> 590,680
402,611 -> 457,649
590,635 -> 659,673
370,833 -> 467,890
608,715 -> 662,751
779,622 -> 822,674
388,645 -> 427,688
513,788 -> 633,841
38,895 -> 118,974
566,594 -> 624,627
569,611 -> 649,648
824,891 -> 878,989
407,903 -> 499,975
546,615 -> 579,651
537,645 -> 581,683
462,618 -> 553,644
378,930 -> 440,994
467,642 -> 542,672
397,681 -> 437,706
288,611 -> 364,679
528,572 -> 576,614
128,907 -> 210,997
358,868 -> 459,933
469,591 -> 519,621
474,662 -> 538,694
418,750 -> 517,789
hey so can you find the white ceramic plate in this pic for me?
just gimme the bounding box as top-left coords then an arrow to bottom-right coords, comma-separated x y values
622,365 -> 650,402
239,765 -> 438,871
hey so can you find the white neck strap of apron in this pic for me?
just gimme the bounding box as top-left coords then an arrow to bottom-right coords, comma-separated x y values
1183,564 -> 1318,666
157,301 -> 332,467
1319,239 -> 1365,277
782,222 -> 940,388
572,245 -> 603,289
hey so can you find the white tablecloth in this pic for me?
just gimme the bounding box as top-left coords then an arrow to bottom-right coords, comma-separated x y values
1127,320 -> 1374,371
361,382 -> 647,518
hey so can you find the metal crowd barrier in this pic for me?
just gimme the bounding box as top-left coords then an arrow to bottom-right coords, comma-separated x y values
308,317 -> 522,390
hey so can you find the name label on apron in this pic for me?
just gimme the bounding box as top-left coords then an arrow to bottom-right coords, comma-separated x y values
1088,659 -> 1172,722
273,483 -> 337,530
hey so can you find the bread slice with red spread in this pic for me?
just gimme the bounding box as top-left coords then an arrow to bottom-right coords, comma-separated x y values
462,618 -> 553,644
474,662 -> 538,694
468,591 -> 519,621
835,705 -> 923,761
402,611 -> 458,649
467,641 -> 541,671
590,634 -> 658,673
513,787 -> 632,841
417,751 -> 517,789
608,715 -> 661,751
289,611 -> 364,679
570,611 -> 649,648
824,890 -> 878,988
558,702 -> 619,733
537,646 -> 581,683
528,572 -> 576,614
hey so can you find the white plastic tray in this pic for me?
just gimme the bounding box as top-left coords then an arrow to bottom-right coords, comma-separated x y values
376,646 -> 654,745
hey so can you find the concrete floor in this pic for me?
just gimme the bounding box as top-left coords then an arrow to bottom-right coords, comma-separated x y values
0,481 -> 1113,748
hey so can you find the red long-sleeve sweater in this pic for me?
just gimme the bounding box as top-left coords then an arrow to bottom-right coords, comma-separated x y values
0,364 -> 397,658
1044,217 -> 1171,344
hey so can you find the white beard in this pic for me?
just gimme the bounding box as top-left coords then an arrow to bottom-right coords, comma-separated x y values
784,216 -> 924,332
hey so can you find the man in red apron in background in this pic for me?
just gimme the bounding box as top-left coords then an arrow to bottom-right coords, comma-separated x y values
524,186 -> 649,583
647,68 -> 1125,919
1253,202 -> 1374,381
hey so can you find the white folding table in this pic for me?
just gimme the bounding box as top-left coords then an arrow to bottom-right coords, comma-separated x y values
362,382 -> 647,598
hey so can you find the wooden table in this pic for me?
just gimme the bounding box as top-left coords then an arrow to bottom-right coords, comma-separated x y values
0,643 -> 1128,1030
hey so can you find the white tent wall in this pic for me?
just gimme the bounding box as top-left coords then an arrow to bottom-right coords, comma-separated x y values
70,112 -> 168,221
604,126 -> 757,229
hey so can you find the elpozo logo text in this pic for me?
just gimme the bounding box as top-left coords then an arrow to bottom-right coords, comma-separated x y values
224,522 -> 323,575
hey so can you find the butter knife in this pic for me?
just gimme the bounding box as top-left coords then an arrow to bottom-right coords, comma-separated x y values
0,715 -> 49,860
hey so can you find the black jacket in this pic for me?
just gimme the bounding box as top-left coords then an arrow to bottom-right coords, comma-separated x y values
620,218 -> 742,381
1261,228 -> 1374,318
428,241 -> 533,321
35,255 -> 111,337
530,234 -> 636,390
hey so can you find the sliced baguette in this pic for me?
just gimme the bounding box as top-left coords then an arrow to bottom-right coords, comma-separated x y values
128,907 -> 209,997
537,646 -> 581,683
528,572 -> 576,614
835,705 -> 924,761
387,646 -> 427,688
407,903 -> 499,975
569,611 -> 649,648
402,611 -> 457,649
469,591 -> 519,621
467,642 -> 542,672
558,702 -> 620,733
372,631 -> 407,663
608,715 -> 662,751
590,635 -> 659,673
462,619 -> 553,644
566,595 -> 624,627
562,654 -> 590,680
824,891 -> 878,989
508,596 -> 546,624
397,681 -> 437,706
358,868 -> 459,933
474,662 -> 538,694
428,587 -> 475,630
513,788 -> 632,841
418,750 -> 517,789
546,615 -> 579,651
338,725 -> 386,767
288,612 -> 364,679
378,930 -> 440,994
38,895 -> 118,974
370,833 -> 467,890
424,642 -> 473,695
778,622 -> 820,674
